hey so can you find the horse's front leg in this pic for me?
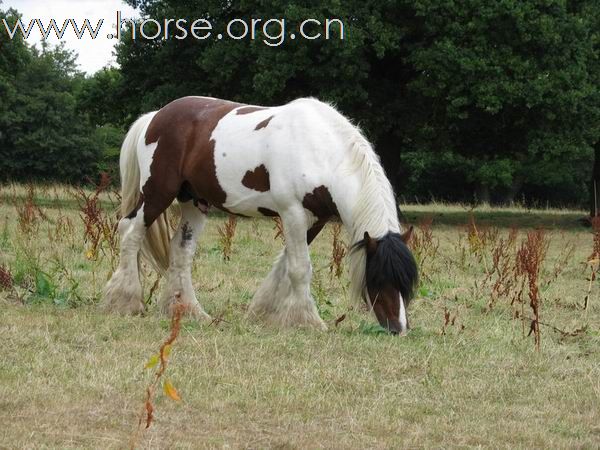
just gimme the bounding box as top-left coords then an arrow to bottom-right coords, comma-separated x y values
248,206 -> 326,330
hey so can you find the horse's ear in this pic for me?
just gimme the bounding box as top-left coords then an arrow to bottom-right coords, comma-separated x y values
363,231 -> 378,255
400,226 -> 414,245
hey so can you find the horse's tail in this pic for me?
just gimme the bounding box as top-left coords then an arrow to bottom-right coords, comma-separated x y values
120,111 -> 171,275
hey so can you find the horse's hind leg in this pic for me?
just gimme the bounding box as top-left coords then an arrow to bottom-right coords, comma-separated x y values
158,200 -> 211,320
102,205 -> 147,315
248,206 -> 326,330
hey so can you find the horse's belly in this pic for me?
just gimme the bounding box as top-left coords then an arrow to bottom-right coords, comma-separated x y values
222,189 -> 277,217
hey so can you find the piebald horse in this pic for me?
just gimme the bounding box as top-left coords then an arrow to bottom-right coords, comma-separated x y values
103,96 -> 418,334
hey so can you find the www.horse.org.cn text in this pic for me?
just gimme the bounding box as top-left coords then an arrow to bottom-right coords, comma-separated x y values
1,11 -> 345,47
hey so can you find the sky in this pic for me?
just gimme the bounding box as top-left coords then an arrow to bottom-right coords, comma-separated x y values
3,0 -> 138,74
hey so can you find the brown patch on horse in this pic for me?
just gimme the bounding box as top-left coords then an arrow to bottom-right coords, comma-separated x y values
307,221 -> 327,245
180,222 -> 193,247
254,115 -> 274,130
236,106 -> 267,115
125,193 -> 145,219
302,186 -> 340,245
142,97 -> 243,226
242,164 -> 270,192
302,185 -> 339,220
258,207 -> 279,217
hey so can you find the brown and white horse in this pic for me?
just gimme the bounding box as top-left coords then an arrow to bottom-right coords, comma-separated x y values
103,96 -> 418,334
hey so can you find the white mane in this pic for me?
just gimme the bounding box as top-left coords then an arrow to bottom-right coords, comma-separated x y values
301,99 -> 400,304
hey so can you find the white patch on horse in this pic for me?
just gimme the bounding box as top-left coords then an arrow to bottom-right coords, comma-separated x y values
138,139 -> 158,191
399,294 -> 408,334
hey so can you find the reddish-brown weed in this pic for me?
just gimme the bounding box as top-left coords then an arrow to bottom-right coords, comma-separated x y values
72,174 -> 119,265
130,298 -> 186,449
0,264 -> 13,291
329,223 -> 346,279
218,215 -> 238,261
516,229 -> 548,351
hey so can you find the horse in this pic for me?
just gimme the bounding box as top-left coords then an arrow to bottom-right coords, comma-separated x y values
102,96 -> 418,334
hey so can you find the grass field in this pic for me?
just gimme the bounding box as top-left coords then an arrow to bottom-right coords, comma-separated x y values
1,183 -> 599,449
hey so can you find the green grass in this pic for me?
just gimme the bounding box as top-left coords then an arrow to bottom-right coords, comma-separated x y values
404,202 -> 587,229
0,184 -> 599,448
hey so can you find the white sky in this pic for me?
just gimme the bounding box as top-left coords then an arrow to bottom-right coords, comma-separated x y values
2,0 -> 138,74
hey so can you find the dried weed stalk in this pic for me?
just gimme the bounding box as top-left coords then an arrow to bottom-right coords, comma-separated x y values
584,217 -> 600,310
273,216 -> 285,242
410,217 -> 439,279
440,305 -> 464,335
486,227 -> 519,310
16,184 -> 47,234
130,298 -> 186,449
516,229 -> 548,351
218,215 -> 238,261
73,174 -> 119,265
47,214 -> 75,244
0,264 -> 13,291
329,223 -> 346,279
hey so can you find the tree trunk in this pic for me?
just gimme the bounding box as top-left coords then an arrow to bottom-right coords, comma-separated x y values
591,143 -> 600,218
476,184 -> 491,204
375,133 -> 408,222
503,174 -> 525,205
376,132 -> 403,195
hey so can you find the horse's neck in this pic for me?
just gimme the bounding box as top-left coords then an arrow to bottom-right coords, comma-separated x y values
333,152 -> 400,305
332,155 -> 400,243
302,100 -> 399,241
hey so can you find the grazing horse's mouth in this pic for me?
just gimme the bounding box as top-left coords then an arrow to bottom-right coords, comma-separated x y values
379,318 -> 408,336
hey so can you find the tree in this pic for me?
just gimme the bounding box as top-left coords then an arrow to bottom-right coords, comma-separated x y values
76,67 -> 124,127
582,0 -> 600,217
76,68 -> 126,180
0,7 -> 102,183
0,6 -> 31,156
401,0 -> 598,204
3,1 -> 597,206
114,1 -> 599,207
592,145 -> 600,217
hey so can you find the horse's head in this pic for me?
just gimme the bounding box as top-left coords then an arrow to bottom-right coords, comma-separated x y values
356,228 -> 418,335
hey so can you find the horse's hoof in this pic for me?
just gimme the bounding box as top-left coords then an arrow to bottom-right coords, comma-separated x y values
102,272 -> 144,316
188,306 -> 212,322
102,296 -> 145,316
165,301 -> 212,322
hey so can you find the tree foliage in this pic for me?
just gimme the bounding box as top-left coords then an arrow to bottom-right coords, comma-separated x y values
114,0 -> 599,206
403,0 -> 599,204
1,1 -> 598,206
0,7 -> 102,183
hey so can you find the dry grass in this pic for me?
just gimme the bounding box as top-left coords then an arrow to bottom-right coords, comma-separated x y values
0,183 -> 599,448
